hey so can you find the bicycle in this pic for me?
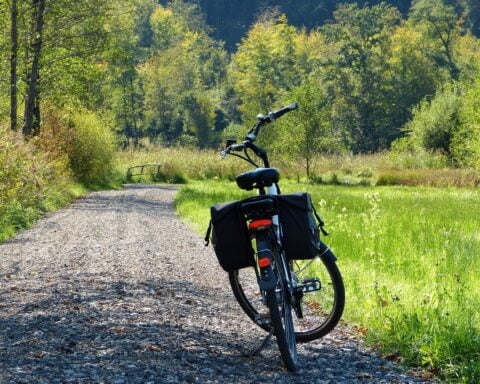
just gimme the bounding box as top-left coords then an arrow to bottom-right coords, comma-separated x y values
205,103 -> 345,371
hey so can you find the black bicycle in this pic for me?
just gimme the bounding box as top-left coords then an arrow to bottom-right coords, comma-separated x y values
206,103 -> 345,371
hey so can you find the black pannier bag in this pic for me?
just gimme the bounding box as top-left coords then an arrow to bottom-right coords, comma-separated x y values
209,201 -> 255,272
277,193 -> 326,260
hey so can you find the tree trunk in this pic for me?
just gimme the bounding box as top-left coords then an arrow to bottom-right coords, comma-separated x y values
33,91 -> 41,136
121,81 -> 131,147
129,75 -> 139,148
10,0 -> 18,131
23,0 -> 46,137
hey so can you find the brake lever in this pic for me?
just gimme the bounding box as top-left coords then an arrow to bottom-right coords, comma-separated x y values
221,143 -> 245,158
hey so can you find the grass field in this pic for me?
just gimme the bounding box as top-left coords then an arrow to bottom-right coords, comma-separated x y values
175,180 -> 480,382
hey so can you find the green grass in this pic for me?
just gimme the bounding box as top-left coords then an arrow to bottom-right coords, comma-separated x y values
175,180 -> 480,383
0,182 -> 88,243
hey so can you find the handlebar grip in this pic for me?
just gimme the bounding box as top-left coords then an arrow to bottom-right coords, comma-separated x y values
221,143 -> 243,158
269,102 -> 299,120
230,144 -> 245,152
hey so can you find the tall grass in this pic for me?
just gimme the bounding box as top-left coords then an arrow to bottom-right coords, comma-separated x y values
116,147 -> 480,188
175,180 -> 480,383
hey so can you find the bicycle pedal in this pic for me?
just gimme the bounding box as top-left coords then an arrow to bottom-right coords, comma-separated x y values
301,278 -> 321,293
255,314 -> 272,326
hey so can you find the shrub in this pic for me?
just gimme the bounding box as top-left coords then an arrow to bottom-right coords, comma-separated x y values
452,79 -> 480,169
403,84 -> 461,156
400,79 -> 480,170
0,123 -> 74,241
66,111 -> 116,185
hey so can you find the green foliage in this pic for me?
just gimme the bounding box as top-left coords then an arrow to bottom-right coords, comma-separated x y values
150,5 -> 183,50
452,79 -> 480,168
409,0 -> 460,79
0,124 -> 82,241
230,14 -> 300,123
402,78 -> 480,170
191,1 -> 414,51
403,84 -> 461,156
141,2 -> 227,147
320,3 -> 404,152
276,78 -> 345,177
185,1 -> 478,52
66,111 -> 116,185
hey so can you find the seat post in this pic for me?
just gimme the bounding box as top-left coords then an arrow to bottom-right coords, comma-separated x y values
259,187 -> 266,195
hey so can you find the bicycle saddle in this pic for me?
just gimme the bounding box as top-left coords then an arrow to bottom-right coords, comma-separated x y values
236,168 -> 280,191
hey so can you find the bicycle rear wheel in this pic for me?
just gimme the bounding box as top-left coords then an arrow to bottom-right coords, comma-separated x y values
266,283 -> 297,371
229,254 -> 345,342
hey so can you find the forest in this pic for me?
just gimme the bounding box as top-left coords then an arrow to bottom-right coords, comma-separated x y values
1,0 -> 480,162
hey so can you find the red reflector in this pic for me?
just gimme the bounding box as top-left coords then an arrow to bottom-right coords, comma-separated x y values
258,257 -> 270,267
248,219 -> 272,230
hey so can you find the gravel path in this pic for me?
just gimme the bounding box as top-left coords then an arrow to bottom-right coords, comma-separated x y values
0,184 -> 431,384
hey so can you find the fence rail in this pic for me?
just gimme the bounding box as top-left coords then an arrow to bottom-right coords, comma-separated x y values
126,164 -> 162,179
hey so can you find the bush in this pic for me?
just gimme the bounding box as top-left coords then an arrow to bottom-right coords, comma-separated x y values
403,84 -> 461,156
66,111 -> 116,185
0,123 -> 75,241
452,79 -> 480,169
400,79 -> 480,170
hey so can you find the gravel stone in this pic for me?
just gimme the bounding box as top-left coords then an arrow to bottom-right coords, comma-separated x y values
0,184 -> 433,383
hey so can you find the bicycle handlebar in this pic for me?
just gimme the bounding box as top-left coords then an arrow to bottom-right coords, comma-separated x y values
220,143 -> 244,158
221,102 -> 299,163
268,102 -> 299,121
246,102 -> 299,142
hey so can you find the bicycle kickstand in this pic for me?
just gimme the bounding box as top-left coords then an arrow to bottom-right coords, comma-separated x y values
243,328 -> 274,358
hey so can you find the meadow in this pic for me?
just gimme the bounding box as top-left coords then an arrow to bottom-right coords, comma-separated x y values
175,179 -> 480,383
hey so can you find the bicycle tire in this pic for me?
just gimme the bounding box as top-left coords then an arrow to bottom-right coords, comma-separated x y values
229,255 -> 345,342
266,282 -> 297,371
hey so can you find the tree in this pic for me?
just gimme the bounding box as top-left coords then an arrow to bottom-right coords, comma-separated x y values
403,84 -> 461,156
320,3 -> 402,152
12,0 -> 111,136
141,2 -> 227,146
230,14 -> 300,127
410,0 -> 460,80
387,25 -> 444,131
10,0 -> 18,131
102,0 -> 156,147
461,0 -> 480,36
277,78 -> 344,178
23,0 -> 46,136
